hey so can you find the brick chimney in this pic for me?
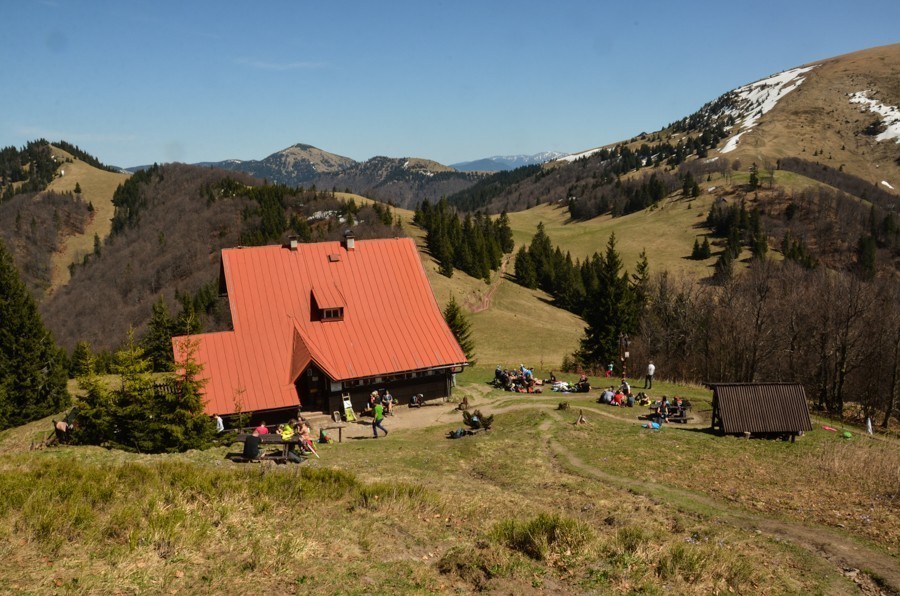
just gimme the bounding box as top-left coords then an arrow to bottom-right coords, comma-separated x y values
343,229 -> 356,251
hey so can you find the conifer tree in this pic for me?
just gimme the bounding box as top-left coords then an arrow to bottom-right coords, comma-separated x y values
577,233 -> 641,369
74,330 -> 214,452
69,341 -> 94,377
143,296 -> 175,372
0,240 -> 69,430
443,296 -> 475,361
714,250 -> 734,282
514,246 -> 537,289
691,238 -> 702,259
748,163 -> 760,190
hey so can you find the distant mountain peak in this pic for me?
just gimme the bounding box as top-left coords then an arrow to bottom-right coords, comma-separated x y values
452,152 -> 568,172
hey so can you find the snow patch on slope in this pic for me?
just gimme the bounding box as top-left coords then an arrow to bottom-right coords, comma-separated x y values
719,65 -> 817,153
557,147 -> 604,163
849,91 -> 900,143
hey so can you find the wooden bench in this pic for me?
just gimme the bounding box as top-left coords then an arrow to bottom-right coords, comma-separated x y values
322,423 -> 346,443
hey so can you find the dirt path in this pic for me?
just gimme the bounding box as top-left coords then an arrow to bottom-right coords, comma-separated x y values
540,410 -> 900,595
468,253 -> 511,313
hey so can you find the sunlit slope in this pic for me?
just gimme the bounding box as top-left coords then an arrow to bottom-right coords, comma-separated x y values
506,196 -> 718,279
45,147 -> 128,291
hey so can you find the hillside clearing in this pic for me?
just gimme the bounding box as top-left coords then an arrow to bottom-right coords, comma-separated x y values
45,148 -> 128,292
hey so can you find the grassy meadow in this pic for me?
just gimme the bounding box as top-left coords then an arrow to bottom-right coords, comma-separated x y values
2,374 -> 898,594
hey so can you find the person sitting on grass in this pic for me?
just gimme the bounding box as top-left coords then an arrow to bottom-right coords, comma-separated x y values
612,389 -> 624,406
599,387 -> 614,404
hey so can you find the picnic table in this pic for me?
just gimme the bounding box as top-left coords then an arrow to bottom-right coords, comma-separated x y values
647,401 -> 694,423
232,433 -> 311,463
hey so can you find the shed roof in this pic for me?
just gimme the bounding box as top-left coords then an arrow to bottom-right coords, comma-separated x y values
173,238 -> 468,416
710,383 -> 812,434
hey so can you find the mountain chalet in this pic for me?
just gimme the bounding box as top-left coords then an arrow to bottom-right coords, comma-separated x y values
173,233 -> 468,420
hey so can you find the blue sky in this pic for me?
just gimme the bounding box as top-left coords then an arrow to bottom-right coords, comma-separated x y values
2,0 -> 897,168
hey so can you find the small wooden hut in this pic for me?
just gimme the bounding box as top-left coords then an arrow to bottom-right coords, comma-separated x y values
708,383 -> 812,440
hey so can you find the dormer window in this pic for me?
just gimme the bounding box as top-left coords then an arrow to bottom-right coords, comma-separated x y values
312,285 -> 346,322
322,307 -> 344,321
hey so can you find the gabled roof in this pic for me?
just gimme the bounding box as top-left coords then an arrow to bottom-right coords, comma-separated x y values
710,383 -> 812,434
174,238 -> 467,415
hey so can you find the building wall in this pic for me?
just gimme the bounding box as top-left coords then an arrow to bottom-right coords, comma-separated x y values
324,373 -> 452,416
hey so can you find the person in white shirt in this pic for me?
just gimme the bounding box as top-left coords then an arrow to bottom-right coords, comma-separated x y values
645,361 -> 656,389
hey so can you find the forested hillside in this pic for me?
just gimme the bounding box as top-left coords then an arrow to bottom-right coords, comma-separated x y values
40,164 -> 403,352
312,156 -> 484,209
0,190 -> 92,297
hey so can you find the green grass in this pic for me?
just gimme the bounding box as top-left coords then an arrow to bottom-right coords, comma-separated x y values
506,196 -> 718,279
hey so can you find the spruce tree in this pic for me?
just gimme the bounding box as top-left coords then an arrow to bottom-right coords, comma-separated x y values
514,246 -> 537,289
691,238 -> 702,259
69,341 -> 94,377
0,240 -> 69,430
443,296 -> 475,361
143,296 -> 176,372
748,163 -> 760,190
75,331 -> 214,453
577,233 -> 640,370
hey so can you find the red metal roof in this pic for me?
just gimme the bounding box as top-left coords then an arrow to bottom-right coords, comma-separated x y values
173,238 -> 468,416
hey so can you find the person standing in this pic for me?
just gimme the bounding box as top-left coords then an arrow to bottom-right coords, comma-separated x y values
373,402 -> 389,438
645,361 -> 656,389
214,413 -> 224,433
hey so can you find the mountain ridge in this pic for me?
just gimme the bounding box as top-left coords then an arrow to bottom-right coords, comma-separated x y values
451,151 -> 569,172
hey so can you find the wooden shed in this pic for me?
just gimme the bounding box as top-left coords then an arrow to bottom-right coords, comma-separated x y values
708,383 -> 812,438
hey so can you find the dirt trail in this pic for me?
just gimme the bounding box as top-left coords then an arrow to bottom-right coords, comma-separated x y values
467,253 -> 511,313
541,409 -> 900,595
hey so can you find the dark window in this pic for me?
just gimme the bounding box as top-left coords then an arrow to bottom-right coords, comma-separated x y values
322,307 -> 344,321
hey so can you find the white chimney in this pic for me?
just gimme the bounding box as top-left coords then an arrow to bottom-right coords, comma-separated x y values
343,229 -> 356,251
